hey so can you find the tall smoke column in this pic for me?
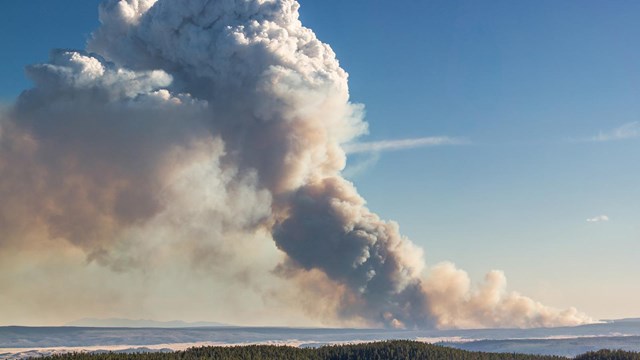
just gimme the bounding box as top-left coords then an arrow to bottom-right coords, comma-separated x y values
0,0 -> 592,328
89,0 -> 432,327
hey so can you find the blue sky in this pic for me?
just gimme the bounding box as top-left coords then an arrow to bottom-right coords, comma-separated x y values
298,0 -> 640,320
1,0 -> 639,320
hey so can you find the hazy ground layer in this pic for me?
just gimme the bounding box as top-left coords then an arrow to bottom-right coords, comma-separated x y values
2,319 -> 640,358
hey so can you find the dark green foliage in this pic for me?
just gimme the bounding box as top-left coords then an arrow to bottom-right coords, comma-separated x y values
33,340 -> 638,360
575,349 -> 640,360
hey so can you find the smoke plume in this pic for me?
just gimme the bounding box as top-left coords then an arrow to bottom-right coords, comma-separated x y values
0,0 -> 591,329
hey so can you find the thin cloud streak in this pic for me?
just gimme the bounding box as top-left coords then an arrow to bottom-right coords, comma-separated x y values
343,136 -> 467,154
342,152 -> 381,179
577,122 -> 640,143
586,215 -> 609,223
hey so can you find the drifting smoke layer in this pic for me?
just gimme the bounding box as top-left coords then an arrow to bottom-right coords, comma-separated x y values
0,0 -> 592,329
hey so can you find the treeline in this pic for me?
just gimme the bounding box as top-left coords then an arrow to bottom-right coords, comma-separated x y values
35,340 -> 640,360
575,349 -> 640,360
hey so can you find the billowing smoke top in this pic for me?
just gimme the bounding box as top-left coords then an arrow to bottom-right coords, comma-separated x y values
0,0 -> 592,329
90,0 -> 366,195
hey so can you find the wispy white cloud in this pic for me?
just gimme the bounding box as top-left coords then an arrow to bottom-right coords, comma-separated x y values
343,136 -> 467,154
586,215 -> 609,223
578,122 -> 640,142
342,152 -> 381,179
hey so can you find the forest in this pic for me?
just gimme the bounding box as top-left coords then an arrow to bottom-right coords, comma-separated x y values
35,340 -> 640,360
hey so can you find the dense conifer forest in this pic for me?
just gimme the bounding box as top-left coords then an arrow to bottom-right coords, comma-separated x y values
34,340 -> 640,360
574,349 -> 640,360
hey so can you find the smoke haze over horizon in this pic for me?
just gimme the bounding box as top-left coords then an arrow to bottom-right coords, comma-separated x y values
0,0 -> 593,329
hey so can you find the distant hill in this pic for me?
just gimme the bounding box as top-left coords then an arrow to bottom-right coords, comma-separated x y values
65,318 -> 228,328
603,318 -> 640,323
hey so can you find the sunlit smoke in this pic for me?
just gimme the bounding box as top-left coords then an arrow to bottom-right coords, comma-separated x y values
0,0 -> 592,329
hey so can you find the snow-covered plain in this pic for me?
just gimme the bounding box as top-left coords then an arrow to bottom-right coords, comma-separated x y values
2,319 -> 640,358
